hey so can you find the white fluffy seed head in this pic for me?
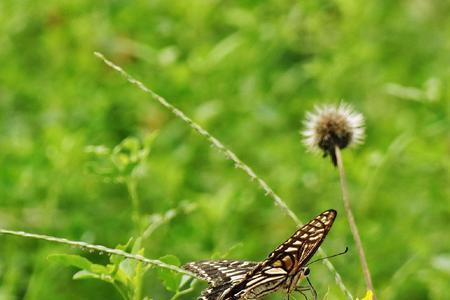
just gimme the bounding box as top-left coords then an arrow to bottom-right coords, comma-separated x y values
301,103 -> 365,158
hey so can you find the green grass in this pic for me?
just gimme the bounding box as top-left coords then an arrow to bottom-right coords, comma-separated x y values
0,1 -> 449,299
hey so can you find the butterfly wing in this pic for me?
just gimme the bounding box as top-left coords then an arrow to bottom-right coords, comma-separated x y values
184,260 -> 259,287
221,209 -> 337,299
197,284 -> 232,300
183,260 -> 259,300
265,209 -> 337,271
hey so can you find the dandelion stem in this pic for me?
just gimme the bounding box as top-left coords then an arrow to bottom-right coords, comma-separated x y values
335,146 -> 376,299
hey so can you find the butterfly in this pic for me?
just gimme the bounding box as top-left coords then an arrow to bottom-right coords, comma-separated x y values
183,209 -> 337,300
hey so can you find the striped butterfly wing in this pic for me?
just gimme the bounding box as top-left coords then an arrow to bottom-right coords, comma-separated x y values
183,260 -> 259,300
221,209 -> 337,299
184,260 -> 259,287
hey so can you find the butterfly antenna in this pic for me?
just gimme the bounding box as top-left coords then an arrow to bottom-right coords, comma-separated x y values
306,247 -> 349,266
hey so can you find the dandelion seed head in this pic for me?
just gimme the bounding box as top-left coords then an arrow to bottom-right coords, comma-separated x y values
301,103 -> 365,162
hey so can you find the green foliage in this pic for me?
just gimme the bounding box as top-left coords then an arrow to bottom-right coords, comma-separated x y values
86,134 -> 157,184
45,135 -> 197,299
49,239 -> 154,300
0,0 -> 449,299
157,255 -> 183,292
85,134 -> 158,233
157,254 -> 199,300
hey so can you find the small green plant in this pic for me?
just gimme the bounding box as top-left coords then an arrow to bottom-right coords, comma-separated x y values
48,134 -> 199,300
50,238 -> 150,300
48,237 -> 198,300
85,134 -> 157,233
0,228 -> 199,299
157,255 -> 199,300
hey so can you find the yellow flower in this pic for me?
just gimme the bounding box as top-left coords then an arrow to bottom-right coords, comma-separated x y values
356,290 -> 373,300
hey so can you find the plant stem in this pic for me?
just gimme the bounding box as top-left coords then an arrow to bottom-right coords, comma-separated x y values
112,282 -> 130,300
169,280 -> 199,300
0,229 -> 199,278
132,260 -> 144,300
335,146 -> 376,299
126,178 -> 142,234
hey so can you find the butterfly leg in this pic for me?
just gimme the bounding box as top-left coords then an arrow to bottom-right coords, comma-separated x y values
286,292 -> 299,300
306,277 -> 317,300
295,286 -> 310,300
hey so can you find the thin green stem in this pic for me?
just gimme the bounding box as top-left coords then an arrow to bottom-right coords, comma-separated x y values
169,280 -> 199,300
132,260 -> 144,300
0,229 -> 199,278
143,208 -> 177,239
94,51 -> 299,225
112,281 -> 130,300
335,146 -> 376,299
126,177 -> 142,234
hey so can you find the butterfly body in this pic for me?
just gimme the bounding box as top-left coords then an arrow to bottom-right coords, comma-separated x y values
184,209 -> 337,300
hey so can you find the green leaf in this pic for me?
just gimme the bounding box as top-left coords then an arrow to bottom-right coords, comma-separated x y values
156,255 -> 182,292
179,275 -> 192,289
108,267 -> 131,286
143,131 -> 159,149
131,237 -> 143,254
49,254 -> 94,270
159,254 -> 181,267
73,270 -> 107,281
121,137 -> 140,153
49,254 -> 108,274
111,238 -> 134,265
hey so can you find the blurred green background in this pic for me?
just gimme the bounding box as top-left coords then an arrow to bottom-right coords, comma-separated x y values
0,0 -> 449,299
